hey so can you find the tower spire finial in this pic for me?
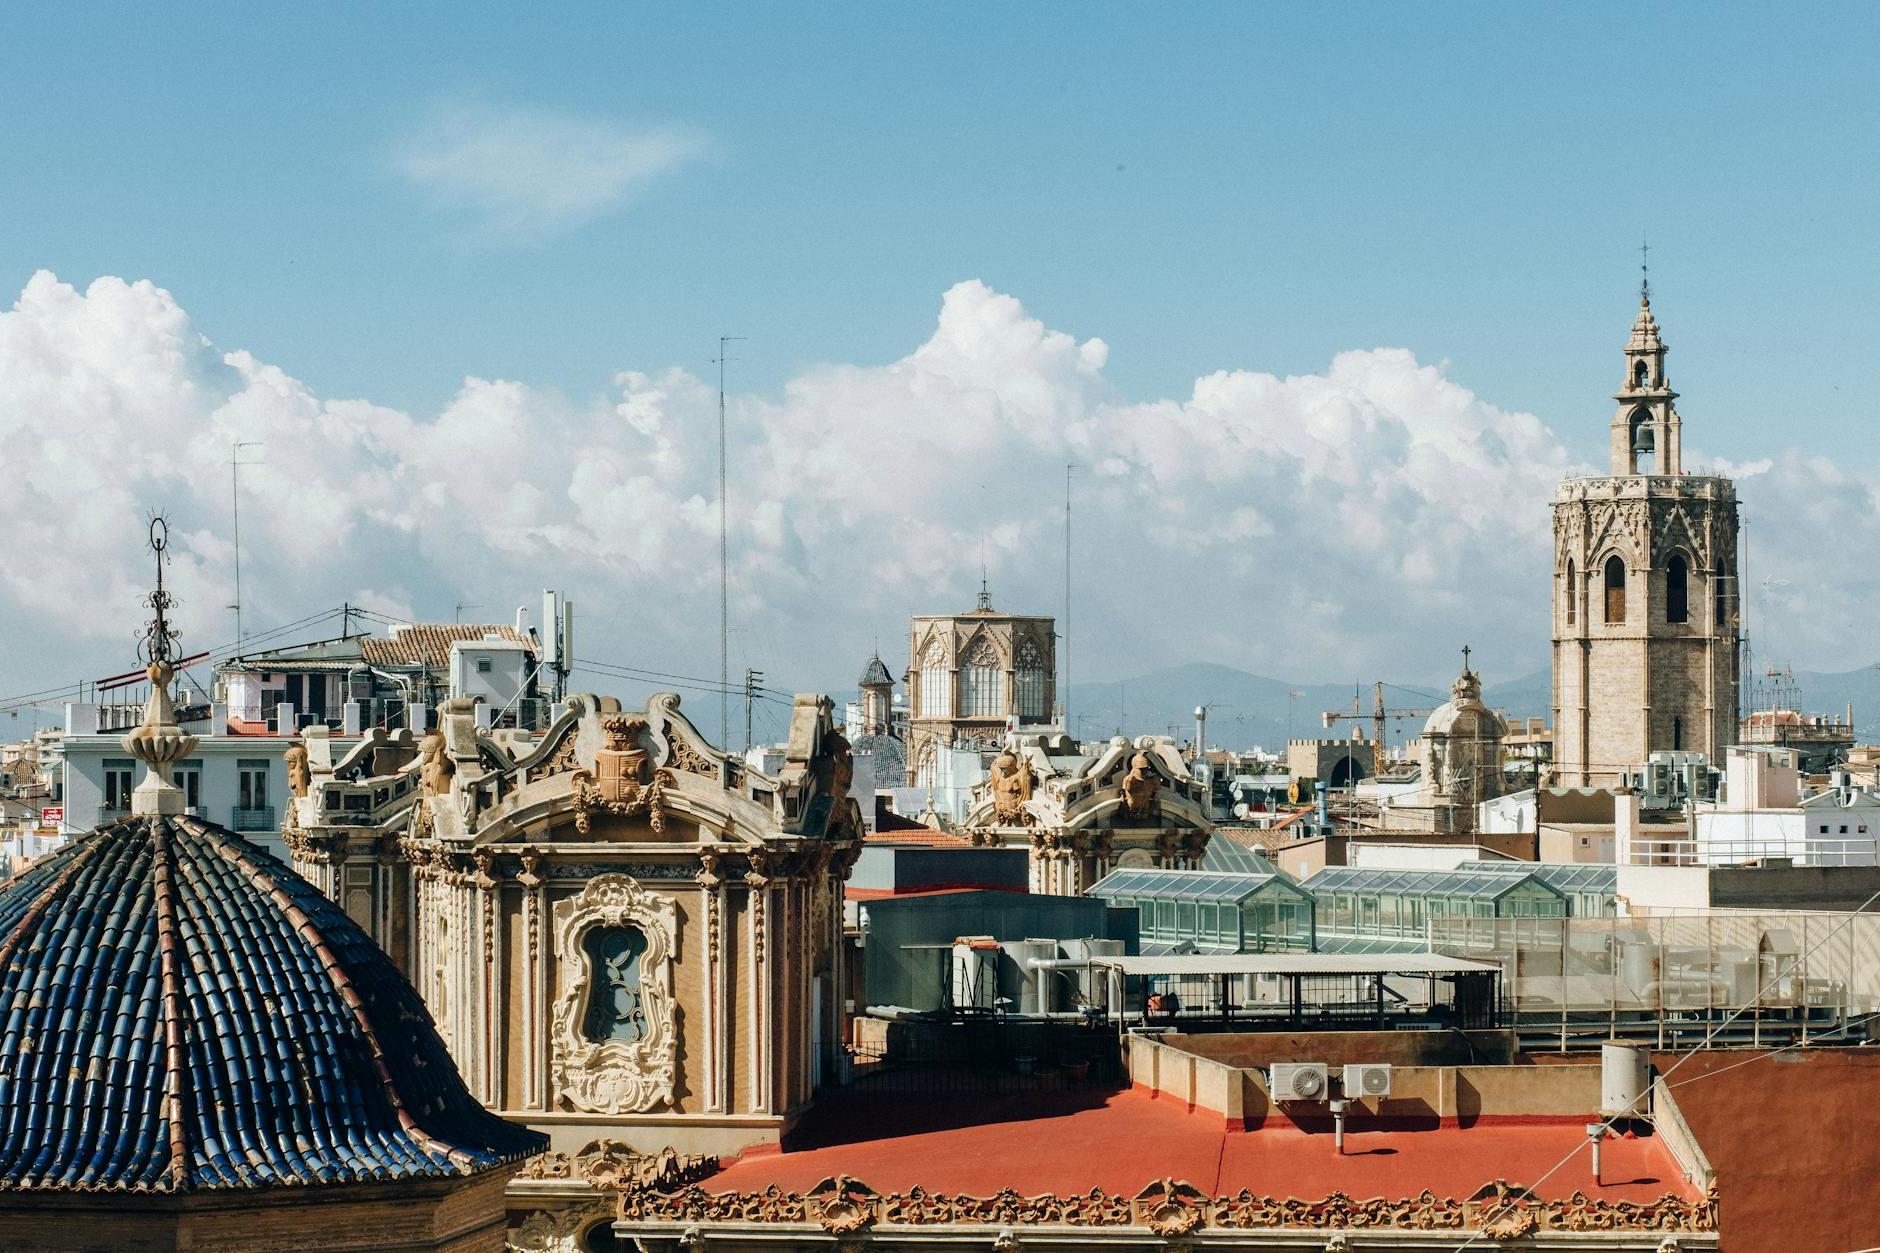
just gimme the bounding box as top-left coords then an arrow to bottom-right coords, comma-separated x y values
124,516 -> 198,817
1639,235 -> 1651,305
977,562 -> 992,612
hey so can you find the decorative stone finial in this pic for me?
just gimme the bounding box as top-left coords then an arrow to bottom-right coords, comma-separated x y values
122,517 -> 198,817
1450,644 -> 1482,705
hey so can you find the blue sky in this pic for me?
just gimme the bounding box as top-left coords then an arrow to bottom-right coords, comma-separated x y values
6,4 -> 1875,455
2,4 -> 1879,712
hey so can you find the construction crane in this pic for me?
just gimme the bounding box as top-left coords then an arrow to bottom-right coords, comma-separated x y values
1321,682 -> 1437,769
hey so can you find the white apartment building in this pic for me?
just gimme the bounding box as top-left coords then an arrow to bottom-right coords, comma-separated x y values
57,702 -> 294,860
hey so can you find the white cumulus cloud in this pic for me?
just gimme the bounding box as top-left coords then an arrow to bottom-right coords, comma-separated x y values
1,270 -> 1873,721
393,102 -> 709,240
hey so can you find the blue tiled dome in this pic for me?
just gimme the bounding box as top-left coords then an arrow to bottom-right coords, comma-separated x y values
0,814 -> 544,1191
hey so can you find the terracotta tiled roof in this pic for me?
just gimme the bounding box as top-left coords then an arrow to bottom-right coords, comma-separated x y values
358,624 -> 535,670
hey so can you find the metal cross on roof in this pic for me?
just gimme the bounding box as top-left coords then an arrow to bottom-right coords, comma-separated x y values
1639,236 -> 1651,302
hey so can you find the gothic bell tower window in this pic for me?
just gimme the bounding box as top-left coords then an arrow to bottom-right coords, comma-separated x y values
1565,560 -> 1577,625
1629,409 -> 1655,475
1666,555 -> 1689,624
1634,359 -> 1650,388
1603,557 -> 1627,624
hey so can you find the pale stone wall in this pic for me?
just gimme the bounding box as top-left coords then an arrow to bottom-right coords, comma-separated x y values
1551,474 -> 1739,787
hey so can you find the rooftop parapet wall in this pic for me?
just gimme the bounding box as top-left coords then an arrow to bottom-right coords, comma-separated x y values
1128,1034 -> 1601,1131
1163,1028 -> 1519,1069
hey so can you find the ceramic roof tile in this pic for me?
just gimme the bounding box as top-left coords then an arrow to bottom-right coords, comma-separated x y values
0,815 -> 543,1192
357,625 -> 535,670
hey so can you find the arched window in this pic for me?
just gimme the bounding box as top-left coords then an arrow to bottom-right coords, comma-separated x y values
581,1220 -> 627,1253
959,636 -> 1004,718
1634,359 -> 1650,388
1603,556 -> 1627,624
1565,560 -> 1577,625
1666,555 -> 1689,624
581,926 -> 648,1044
1629,408 -> 1655,474
918,637 -> 951,718
1014,635 -> 1049,718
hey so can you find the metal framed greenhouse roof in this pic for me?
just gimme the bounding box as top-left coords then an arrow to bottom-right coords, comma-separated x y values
1301,865 -> 1567,902
1454,860 -> 1619,894
1087,868 -> 1308,905
1200,839 -> 1281,875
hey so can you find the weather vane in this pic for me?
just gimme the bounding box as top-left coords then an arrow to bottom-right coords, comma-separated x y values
141,514 -> 178,669
1639,236 -> 1651,303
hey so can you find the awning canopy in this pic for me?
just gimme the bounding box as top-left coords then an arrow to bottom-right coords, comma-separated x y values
1089,952 -> 1501,977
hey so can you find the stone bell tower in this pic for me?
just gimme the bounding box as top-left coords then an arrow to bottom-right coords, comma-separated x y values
1551,279 -> 1740,787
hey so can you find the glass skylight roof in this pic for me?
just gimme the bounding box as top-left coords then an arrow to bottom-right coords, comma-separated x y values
1454,861 -> 1619,893
1201,839 -> 1281,875
1088,867 -> 1308,904
1301,865 -> 1567,902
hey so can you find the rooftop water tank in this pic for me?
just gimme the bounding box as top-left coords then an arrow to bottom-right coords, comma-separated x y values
1600,1041 -> 1649,1118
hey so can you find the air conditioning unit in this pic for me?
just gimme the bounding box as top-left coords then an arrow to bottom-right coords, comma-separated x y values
1343,1063 -> 1392,1099
1269,1062 -> 1329,1102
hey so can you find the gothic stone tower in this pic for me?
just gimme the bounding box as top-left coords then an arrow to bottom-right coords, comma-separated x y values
1551,290 -> 1740,787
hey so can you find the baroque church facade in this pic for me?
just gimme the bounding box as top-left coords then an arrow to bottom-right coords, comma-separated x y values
961,733 -> 1213,895
284,689 -> 864,1247
1551,288 -> 1741,787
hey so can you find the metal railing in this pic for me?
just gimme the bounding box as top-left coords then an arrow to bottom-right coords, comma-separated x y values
1431,911 -> 1880,1051
231,806 -> 277,832
1627,832 -> 1880,866
96,804 -> 129,825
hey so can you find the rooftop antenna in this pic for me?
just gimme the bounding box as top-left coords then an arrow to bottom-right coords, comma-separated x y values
1063,463 -> 1080,727
229,440 -> 262,653
715,335 -> 746,750
977,560 -> 992,612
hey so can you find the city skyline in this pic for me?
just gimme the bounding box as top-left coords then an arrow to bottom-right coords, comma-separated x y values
3,4 -> 1878,704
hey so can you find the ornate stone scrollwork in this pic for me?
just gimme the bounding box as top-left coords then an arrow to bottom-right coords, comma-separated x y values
550,874 -> 678,1114
988,750 -> 1037,827
572,717 -> 669,835
1119,750 -> 1162,820
516,1140 -> 716,1190
507,1199 -> 615,1253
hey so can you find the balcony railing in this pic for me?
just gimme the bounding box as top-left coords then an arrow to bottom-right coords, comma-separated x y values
97,804 -> 129,825
231,806 -> 277,832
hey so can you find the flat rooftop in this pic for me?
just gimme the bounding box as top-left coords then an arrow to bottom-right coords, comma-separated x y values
707,1088 -> 1695,1205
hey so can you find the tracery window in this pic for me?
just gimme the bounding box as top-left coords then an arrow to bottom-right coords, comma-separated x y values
918,636 -> 951,718
581,925 -> 648,1044
1604,556 -> 1627,624
1015,635 -> 1048,718
959,636 -> 1004,718
1564,559 -> 1577,625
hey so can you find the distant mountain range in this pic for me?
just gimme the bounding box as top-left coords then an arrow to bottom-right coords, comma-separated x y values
1057,659 -> 1880,753
833,659 -> 1880,754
